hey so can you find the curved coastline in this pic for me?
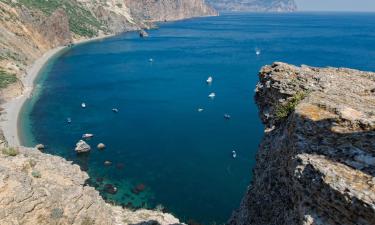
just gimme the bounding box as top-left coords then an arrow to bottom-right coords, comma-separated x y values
0,35 -> 113,147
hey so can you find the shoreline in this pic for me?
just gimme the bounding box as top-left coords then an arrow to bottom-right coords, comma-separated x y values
0,35 -> 113,147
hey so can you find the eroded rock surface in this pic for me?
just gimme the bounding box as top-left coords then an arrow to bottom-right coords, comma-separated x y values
0,147 -> 182,225
229,62 -> 375,225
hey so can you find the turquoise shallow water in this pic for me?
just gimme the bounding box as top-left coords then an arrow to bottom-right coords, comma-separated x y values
20,13 -> 375,224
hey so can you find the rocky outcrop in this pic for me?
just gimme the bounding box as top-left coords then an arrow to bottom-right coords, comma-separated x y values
0,147 -> 182,225
207,0 -> 297,12
75,140 -> 91,153
229,62 -> 375,225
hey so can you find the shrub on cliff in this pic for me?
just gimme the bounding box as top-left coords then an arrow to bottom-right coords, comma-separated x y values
2,147 -> 19,156
0,70 -> 17,89
275,91 -> 307,120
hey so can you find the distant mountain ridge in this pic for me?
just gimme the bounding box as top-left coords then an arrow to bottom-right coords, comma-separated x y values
206,0 -> 297,12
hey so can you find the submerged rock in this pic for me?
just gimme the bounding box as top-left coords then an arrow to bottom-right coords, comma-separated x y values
75,140 -> 91,153
132,183 -> 146,194
104,184 -> 118,195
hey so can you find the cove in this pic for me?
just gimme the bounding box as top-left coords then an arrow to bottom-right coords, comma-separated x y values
19,13 -> 375,224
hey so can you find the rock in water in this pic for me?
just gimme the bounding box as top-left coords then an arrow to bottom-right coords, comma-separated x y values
97,143 -> 106,150
35,144 -> 45,151
75,140 -> 91,153
139,30 -> 149,38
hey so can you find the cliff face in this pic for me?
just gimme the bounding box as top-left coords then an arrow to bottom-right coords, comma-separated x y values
206,0 -> 297,12
0,147 -> 182,225
229,62 -> 375,225
124,0 -> 218,22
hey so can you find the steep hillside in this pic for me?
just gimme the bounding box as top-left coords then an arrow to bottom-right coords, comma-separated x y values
229,62 -> 375,225
207,0 -> 297,12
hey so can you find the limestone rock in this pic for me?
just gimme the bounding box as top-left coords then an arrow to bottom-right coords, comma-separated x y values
75,140 -> 91,153
229,62 -> 375,225
139,29 -> 149,38
0,147 -> 182,225
35,144 -> 45,150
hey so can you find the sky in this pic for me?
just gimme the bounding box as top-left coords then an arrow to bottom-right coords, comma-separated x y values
296,0 -> 375,12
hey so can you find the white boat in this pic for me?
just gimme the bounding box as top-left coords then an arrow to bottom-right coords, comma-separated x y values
82,133 -> 94,139
206,76 -> 213,84
255,49 -> 261,56
198,108 -> 204,112
149,58 -> 154,62
112,108 -> 119,113
208,92 -> 216,99
67,118 -> 72,123
81,103 -> 86,108
224,114 -> 231,119
232,150 -> 237,159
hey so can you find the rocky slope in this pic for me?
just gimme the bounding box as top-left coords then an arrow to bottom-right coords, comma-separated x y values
0,147 -> 182,225
229,62 -> 375,225
206,0 -> 297,12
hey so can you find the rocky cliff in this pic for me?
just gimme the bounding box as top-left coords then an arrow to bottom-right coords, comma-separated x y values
124,0 -> 218,22
229,62 -> 375,225
206,0 -> 297,12
0,146 -> 182,225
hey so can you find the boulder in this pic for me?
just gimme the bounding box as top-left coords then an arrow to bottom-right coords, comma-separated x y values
139,29 -> 149,38
97,143 -> 106,150
75,140 -> 91,153
35,144 -> 45,151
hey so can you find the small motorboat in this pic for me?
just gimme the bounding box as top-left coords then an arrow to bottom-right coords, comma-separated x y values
197,108 -> 204,112
82,133 -> 94,139
81,102 -> 86,108
208,92 -> 216,99
224,114 -> 231,120
232,150 -> 237,159
206,76 -> 213,84
255,49 -> 261,56
149,58 -> 154,63
112,108 -> 119,113
67,118 -> 72,124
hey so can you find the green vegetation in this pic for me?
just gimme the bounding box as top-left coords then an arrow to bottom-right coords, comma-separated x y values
0,70 -> 17,88
31,170 -> 41,178
2,147 -> 19,156
18,0 -> 104,37
275,91 -> 307,120
50,208 -> 64,219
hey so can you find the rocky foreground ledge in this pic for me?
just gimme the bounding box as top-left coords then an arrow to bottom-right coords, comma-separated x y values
230,62 -> 375,225
0,147 -> 182,225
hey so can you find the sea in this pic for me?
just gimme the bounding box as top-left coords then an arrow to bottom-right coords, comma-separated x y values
19,12 -> 375,224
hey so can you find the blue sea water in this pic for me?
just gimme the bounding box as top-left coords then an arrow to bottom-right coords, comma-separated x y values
19,13 -> 375,224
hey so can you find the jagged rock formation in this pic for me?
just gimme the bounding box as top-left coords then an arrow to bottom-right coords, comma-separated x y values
206,0 -> 297,12
0,147 -> 182,224
229,62 -> 375,225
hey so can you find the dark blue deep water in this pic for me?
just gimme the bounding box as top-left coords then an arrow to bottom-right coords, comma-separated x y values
20,13 -> 375,224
